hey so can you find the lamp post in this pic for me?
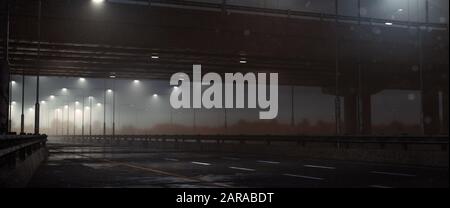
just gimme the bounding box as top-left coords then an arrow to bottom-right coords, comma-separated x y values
89,96 -> 93,137
103,80 -> 106,136
20,73 -> 24,135
73,101 -> 77,136
112,78 -> 116,138
82,96 -> 85,138
8,81 -> 13,133
65,104 -> 69,136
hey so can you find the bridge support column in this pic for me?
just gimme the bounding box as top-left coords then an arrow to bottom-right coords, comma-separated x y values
441,90 -> 448,135
360,94 -> 372,135
1,0 -> 10,135
0,62 -> 9,134
422,89 -> 440,135
343,92 -> 372,135
344,94 -> 358,135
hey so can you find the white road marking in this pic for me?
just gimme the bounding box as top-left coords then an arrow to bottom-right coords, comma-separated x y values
283,173 -> 324,181
191,161 -> 211,166
229,166 -> 255,172
222,157 -> 240,160
257,160 -> 280,164
304,164 -> 336,170
370,171 -> 416,177
369,185 -> 393,188
164,158 -> 179,162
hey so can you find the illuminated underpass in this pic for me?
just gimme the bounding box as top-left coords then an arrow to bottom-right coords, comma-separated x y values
0,0 -> 448,188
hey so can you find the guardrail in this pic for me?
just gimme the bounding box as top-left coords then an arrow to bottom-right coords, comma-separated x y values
60,134 -> 449,151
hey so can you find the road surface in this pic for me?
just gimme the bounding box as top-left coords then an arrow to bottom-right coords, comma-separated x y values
28,137 -> 449,188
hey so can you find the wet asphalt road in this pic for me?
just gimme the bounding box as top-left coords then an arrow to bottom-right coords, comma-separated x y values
28,137 -> 448,188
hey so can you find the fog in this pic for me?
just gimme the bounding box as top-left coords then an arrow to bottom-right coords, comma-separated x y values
7,75 -> 435,135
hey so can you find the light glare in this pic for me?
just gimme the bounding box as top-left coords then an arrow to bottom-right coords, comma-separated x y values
92,0 -> 104,4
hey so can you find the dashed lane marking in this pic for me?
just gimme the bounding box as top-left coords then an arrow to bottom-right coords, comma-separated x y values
283,173 -> 324,181
304,164 -> 336,169
370,171 -> 416,177
229,166 -> 256,172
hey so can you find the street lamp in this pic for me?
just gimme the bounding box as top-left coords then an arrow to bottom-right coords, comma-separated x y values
89,96 -> 93,137
64,105 -> 69,135
92,0 -> 105,4
55,108 -> 60,135
74,101 -> 79,136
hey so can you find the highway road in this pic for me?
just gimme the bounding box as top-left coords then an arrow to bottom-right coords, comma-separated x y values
28,137 -> 449,188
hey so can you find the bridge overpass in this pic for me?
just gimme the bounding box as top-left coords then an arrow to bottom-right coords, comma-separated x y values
0,0 -> 448,188
1,0 -> 448,136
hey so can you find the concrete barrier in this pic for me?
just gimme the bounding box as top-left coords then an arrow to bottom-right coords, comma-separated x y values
0,135 -> 48,187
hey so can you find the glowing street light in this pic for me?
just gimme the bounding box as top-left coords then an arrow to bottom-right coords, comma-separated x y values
79,77 -> 86,82
153,94 -> 158,98
50,95 -> 55,99
133,80 -> 140,84
151,55 -> 159,59
41,101 -> 46,104
62,88 -> 68,92
385,22 -> 393,26
92,0 -> 104,4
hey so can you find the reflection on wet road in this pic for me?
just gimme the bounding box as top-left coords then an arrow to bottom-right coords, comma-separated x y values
28,137 -> 449,188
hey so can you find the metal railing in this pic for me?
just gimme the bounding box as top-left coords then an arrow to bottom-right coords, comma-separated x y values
61,134 -> 448,151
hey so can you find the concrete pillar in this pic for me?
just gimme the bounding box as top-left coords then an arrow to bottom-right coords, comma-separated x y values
1,1 -> 10,134
344,94 -> 358,135
441,90 -> 448,135
361,94 -> 372,135
422,89 -> 440,135
0,62 -> 9,134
